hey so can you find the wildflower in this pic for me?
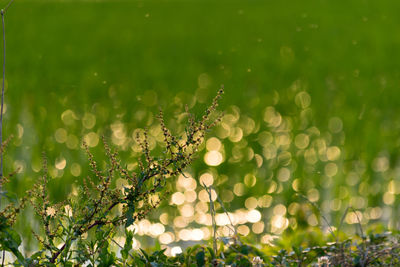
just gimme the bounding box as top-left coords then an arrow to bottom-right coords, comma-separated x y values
252,256 -> 264,266
64,205 -> 72,217
46,206 -> 56,217
317,256 -> 331,267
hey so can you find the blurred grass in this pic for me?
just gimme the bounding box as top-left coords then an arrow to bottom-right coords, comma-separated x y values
6,0 -> 400,150
2,0 -> 400,248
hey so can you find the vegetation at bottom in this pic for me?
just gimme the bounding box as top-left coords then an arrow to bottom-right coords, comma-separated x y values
70,230 -> 400,266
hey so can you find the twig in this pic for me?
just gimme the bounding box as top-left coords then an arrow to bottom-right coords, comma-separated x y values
203,184 -> 217,256
337,206 -> 349,263
350,207 -> 368,266
3,0 -> 14,13
337,206 -> 349,239
214,188 -> 238,238
297,193 -> 337,241
0,7 -> 6,200
0,0 -> 14,191
50,201 -> 119,263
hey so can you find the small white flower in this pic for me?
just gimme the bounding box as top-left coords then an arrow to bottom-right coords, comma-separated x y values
252,256 -> 264,266
46,207 -> 56,217
64,205 -> 72,217
317,256 -> 331,266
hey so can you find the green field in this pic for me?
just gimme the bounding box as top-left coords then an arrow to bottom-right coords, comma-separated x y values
2,0 -> 400,252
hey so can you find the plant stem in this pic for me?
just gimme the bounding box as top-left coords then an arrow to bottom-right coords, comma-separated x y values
3,0 -> 14,13
0,8 -> 6,267
0,4 -> 15,266
0,9 -> 6,266
0,11 -> 6,266
204,185 -> 217,256
0,0 -> 14,203
0,9 -> 5,204
50,201 -> 119,263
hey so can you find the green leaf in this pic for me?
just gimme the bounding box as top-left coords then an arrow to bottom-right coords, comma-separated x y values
195,250 -> 205,267
140,248 -> 150,262
98,242 -> 116,267
237,257 -> 251,267
125,205 -> 135,227
240,245 -> 250,255
121,230 -> 133,260
154,240 -> 161,252
185,244 -> 202,265
0,228 -> 26,265
206,247 -> 215,260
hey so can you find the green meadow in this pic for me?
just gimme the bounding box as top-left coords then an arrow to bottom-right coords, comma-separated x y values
2,0 -> 400,254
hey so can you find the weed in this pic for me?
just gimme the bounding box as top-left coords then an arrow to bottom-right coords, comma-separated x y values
0,87 -> 223,265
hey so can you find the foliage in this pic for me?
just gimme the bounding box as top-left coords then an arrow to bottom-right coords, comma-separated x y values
3,227 -> 397,266
66,230 -> 400,267
269,231 -> 400,267
0,89 -> 223,265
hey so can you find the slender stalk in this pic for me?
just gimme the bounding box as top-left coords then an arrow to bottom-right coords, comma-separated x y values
3,0 -> 14,13
0,9 -> 5,267
0,9 -> 6,194
204,184 -> 217,256
0,2 -> 15,266
0,0 -> 14,201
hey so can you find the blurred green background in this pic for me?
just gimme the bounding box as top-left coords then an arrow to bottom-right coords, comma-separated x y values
2,0 -> 400,253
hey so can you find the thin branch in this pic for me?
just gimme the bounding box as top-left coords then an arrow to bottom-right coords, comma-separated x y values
203,184 -> 217,255
3,0 -> 14,13
0,0 -> 14,182
0,7 -> 6,195
213,186 -> 238,238
0,1 -> 14,264
297,193 -> 337,241
50,201 -> 120,263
